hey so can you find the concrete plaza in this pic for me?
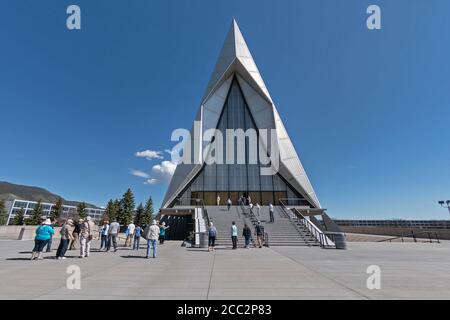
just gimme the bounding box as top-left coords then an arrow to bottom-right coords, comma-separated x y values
0,239 -> 449,300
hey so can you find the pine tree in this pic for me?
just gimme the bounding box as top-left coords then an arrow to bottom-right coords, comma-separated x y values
134,203 -> 144,225
142,196 -> 154,226
103,199 -> 115,221
50,197 -> 63,221
113,199 -> 121,221
77,202 -> 87,219
119,188 -> 135,225
0,200 -> 8,225
27,199 -> 43,225
12,207 -> 25,225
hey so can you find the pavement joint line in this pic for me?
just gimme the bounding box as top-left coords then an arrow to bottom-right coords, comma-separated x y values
32,243 -> 180,299
206,249 -> 216,300
269,247 -> 372,300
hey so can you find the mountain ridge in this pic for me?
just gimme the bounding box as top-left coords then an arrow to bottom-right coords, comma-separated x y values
0,181 -> 99,208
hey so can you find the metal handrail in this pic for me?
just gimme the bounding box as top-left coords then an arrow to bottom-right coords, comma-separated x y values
279,199 -> 335,248
176,198 -> 210,227
377,231 -> 440,243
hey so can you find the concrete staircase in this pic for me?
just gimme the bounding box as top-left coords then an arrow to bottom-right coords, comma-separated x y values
205,205 -> 319,247
246,206 -> 319,246
206,206 -> 252,247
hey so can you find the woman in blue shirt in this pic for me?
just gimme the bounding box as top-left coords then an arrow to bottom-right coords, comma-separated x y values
159,222 -> 169,244
31,219 -> 55,260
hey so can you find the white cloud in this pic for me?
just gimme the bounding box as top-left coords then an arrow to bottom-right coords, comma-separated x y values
144,178 -> 160,185
135,150 -> 163,160
130,169 -> 150,179
149,160 -> 177,184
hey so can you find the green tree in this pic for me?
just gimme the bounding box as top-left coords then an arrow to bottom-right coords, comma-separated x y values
114,199 -> 121,220
12,208 -> 25,225
50,197 -> 63,221
77,202 -> 87,219
103,199 -> 115,221
0,200 -> 8,225
134,203 -> 144,225
142,196 -> 154,225
27,199 -> 43,225
119,188 -> 135,225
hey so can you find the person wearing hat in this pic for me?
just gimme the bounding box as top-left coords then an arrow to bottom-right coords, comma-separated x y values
145,220 -> 160,259
56,219 -> 74,259
79,216 -> 95,258
45,217 -> 56,252
158,221 -> 170,245
31,219 -> 55,260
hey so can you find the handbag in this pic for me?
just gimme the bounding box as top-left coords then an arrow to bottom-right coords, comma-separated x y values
86,221 -> 93,241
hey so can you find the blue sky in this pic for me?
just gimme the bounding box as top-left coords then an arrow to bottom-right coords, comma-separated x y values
1,0 -> 449,219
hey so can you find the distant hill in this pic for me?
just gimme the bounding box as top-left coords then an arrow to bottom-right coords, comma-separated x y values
0,181 -> 99,208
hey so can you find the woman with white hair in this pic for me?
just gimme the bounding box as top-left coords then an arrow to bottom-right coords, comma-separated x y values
31,219 -> 55,260
158,221 -> 170,245
144,220 -> 160,259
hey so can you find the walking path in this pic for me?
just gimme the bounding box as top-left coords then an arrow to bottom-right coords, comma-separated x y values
0,240 -> 450,299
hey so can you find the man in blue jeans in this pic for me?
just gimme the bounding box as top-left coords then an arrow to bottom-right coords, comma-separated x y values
145,220 -> 160,258
133,225 -> 142,250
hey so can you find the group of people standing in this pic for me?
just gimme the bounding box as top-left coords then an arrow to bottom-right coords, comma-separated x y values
219,195 -> 275,223
207,220 -> 266,251
31,216 -> 170,260
31,216 -> 96,260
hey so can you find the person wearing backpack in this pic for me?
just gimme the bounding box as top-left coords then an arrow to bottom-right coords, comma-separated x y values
242,224 -> 252,249
133,225 -> 142,250
31,219 -> 55,260
208,222 -> 217,252
79,216 -> 95,258
255,221 -> 265,248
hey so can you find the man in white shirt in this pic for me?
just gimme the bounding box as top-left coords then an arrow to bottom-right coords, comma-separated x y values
107,219 -> 120,252
125,222 -> 135,247
269,203 -> 274,223
145,220 -> 160,258
231,221 -> 238,249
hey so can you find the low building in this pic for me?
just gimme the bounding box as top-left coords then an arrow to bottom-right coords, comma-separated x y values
333,219 -> 450,230
6,199 -> 105,225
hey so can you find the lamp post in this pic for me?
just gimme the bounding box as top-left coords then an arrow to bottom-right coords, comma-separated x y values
438,200 -> 450,214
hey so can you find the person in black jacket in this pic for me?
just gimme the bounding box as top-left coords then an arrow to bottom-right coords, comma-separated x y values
69,220 -> 82,250
255,221 -> 265,248
243,224 -> 252,249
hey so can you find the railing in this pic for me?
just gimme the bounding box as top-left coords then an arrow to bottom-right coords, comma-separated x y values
279,199 -> 336,248
175,198 -> 210,227
377,231 -> 440,243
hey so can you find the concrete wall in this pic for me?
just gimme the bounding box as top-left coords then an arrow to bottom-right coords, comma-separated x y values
340,226 -> 450,241
0,225 -> 62,240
